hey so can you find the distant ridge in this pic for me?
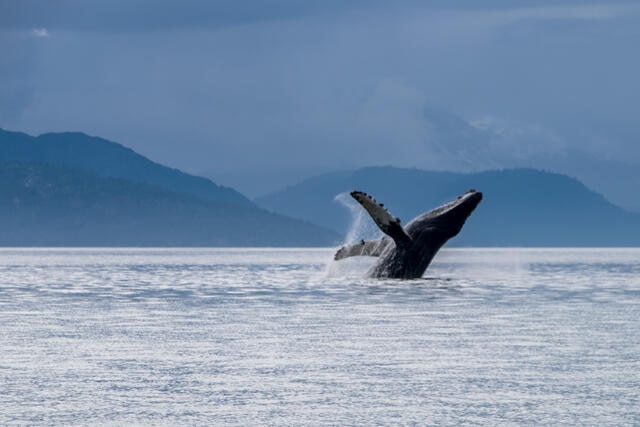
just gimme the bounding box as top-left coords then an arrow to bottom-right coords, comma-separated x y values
0,128 -> 251,206
0,129 -> 338,246
256,166 -> 640,246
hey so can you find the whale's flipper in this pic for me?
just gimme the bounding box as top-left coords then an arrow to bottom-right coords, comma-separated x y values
350,191 -> 411,247
334,238 -> 391,260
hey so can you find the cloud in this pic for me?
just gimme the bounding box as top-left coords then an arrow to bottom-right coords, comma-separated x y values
354,79 -> 453,169
499,4 -> 640,22
32,28 -> 49,37
469,116 -> 568,159
2,0 -> 640,182
0,29 -> 37,125
5,1 -> 636,35
0,0 -> 378,33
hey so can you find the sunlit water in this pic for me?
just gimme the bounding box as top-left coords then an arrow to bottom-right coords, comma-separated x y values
1,248 -> 639,425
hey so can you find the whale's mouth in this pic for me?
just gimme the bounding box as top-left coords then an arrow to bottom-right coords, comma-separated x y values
461,189 -> 483,209
427,189 -> 482,219
453,189 -> 483,218
459,188 -> 482,200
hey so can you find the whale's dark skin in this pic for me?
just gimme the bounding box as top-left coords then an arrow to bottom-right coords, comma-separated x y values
335,189 -> 482,279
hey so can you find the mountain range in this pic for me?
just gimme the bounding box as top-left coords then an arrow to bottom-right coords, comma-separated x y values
0,129 -> 338,246
0,129 -> 250,206
2,128 -> 639,247
256,166 -> 640,246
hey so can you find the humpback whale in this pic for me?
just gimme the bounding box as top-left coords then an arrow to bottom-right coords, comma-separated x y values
335,189 -> 482,279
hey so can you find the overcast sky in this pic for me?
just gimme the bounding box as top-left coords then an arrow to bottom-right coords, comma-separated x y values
2,0 -> 639,191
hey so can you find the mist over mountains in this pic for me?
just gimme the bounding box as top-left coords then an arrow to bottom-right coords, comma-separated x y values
205,107 -> 640,214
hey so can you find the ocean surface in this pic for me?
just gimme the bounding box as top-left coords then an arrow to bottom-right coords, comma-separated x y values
1,247 -> 639,425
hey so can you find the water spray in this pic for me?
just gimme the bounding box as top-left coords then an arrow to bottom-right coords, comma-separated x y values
334,192 -> 381,245
324,192 -> 382,278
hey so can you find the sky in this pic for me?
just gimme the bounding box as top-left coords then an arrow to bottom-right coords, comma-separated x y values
1,0 -> 639,196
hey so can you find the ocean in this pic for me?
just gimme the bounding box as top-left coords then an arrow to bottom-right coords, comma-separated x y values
1,248 -> 639,425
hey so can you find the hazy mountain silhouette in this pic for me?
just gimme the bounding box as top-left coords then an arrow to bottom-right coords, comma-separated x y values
0,129 -> 339,246
4,126 -> 638,246
256,166 -> 640,246
520,148 -> 640,213
201,108 -> 640,212
411,109 -> 640,213
0,162 -> 339,246
0,128 -> 251,206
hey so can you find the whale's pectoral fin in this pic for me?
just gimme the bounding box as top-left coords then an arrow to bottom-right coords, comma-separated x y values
350,191 -> 411,247
334,238 -> 391,260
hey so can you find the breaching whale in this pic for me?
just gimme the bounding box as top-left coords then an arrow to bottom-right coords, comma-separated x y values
334,189 -> 482,279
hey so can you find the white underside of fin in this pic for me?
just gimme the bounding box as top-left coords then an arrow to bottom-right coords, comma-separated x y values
350,191 -> 399,228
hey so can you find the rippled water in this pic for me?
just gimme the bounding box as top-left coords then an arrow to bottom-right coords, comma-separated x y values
1,248 -> 639,425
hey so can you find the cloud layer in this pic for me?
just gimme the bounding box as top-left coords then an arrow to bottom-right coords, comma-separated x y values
1,1 -> 639,187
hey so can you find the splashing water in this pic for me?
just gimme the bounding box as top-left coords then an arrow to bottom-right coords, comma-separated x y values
327,193 -> 382,277
333,192 -> 381,244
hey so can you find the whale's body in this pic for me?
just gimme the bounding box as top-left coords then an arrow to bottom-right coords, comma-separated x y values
335,189 -> 482,279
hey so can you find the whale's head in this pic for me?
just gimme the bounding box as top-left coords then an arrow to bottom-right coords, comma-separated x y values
447,189 -> 483,224
407,189 -> 483,240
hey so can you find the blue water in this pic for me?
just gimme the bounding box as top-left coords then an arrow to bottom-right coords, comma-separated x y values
1,248 -> 639,425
